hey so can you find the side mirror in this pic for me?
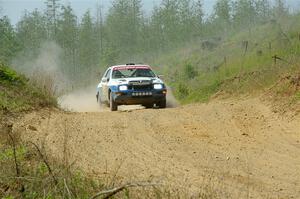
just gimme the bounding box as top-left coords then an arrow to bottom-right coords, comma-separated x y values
101,77 -> 109,83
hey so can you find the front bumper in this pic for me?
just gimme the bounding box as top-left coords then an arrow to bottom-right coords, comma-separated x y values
112,90 -> 166,105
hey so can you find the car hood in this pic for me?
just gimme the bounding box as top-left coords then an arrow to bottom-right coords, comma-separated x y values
109,77 -> 164,86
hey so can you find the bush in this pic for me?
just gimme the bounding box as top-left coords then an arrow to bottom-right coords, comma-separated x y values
0,63 -> 57,114
183,63 -> 198,80
175,82 -> 190,100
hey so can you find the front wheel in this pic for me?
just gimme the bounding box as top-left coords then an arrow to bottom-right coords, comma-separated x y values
97,92 -> 101,104
157,99 -> 167,108
110,92 -> 118,111
97,92 -> 106,109
143,103 -> 153,109
157,99 -> 166,109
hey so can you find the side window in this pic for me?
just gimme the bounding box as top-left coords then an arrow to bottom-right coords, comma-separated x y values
105,69 -> 111,79
103,69 -> 111,79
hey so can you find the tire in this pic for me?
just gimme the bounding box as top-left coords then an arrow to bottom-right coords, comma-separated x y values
110,92 -> 118,111
97,92 -> 105,108
97,92 -> 101,104
158,99 -> 166,109
143,103 -> 153,109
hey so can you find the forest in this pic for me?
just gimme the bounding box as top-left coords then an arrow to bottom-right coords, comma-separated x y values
0,0 -> 293,92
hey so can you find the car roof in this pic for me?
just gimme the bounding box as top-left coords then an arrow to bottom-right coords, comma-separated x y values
111,64 -> 151,70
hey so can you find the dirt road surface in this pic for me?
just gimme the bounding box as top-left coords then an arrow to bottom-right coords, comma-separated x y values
14,97 -> 300,198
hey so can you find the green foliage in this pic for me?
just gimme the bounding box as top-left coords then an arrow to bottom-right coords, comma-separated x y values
214,0 -> 231,20
0,64 -> 57,113
295,92 -> 300,101
158,12 -> 300,103
183,63 -> 198,79
16,9 -> 47,55
0,63 -> 25,84
2,196 -> 14,199
0,142 -> 103,199
0,16 -> 19,64
174,82 -> 189,101
0,146 -> 26,162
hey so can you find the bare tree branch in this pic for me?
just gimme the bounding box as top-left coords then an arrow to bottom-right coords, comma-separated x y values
90,182 -> 161,199
7,128 -> 20,177
28,141 -> 58,186
64,178 -> 73,199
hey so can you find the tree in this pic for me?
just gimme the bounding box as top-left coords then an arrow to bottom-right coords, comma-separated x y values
0,16 -> 18,63
178,0 -> 195,40
95,2 -> 104,56
16,9 -> 47,54
78,10 -> 98,80
0,1 -> 3,17
213,0 -> 231,24
255,0 -> 271,23
105,0 -> 143,57
149,5 -> 166,50
192,0 -> 204,35
273,0 -> 287,18
45,0 -> 61,38
212,0 -> 232,33
232,0 -> 257,30
56,4 -> 78,78
130,0 -> 143,50
151,0 -> 181,47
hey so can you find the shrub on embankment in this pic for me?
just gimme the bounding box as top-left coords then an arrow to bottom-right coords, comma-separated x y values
0,63 -> 57,114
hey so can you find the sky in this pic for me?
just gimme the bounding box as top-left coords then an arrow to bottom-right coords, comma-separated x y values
1,0 -> 216,24
1,0 -> 299,25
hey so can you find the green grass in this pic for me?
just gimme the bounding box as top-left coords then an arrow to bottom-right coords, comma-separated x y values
295,92 -> 300,101
0,141 -> 104,199
0,63 -> 57,114
151,14 -> 300,104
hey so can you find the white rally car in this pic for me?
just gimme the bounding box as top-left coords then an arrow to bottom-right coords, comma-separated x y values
96,64 -> 167,111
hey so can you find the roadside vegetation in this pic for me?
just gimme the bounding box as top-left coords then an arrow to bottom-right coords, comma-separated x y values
0,63 -> 57,114
160,13 -> 300,104
1,0 -> 300,198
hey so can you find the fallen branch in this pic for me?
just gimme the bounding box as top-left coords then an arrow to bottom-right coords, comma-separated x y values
7,127 -> 20,177
90,182 -> 161,199
28,141 -> 58,186
7,125 -> 25,193
272,55 -> 292,65
64,178 -> 72,199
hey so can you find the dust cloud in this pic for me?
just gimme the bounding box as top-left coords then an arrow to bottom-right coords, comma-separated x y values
59,85 -> 179,112
166,86 -> 179,108
12,41 -> 68,95
58,86 -> 102,112
11,41 -> 179,112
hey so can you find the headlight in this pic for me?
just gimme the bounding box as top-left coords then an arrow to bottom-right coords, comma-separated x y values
154,84 -> 163,89
119,85 -> 128,91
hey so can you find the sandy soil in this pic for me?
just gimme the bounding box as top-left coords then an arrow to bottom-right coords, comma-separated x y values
13,97 -> 300,198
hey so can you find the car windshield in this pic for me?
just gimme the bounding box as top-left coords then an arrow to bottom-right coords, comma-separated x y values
112,68 -> 156,79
